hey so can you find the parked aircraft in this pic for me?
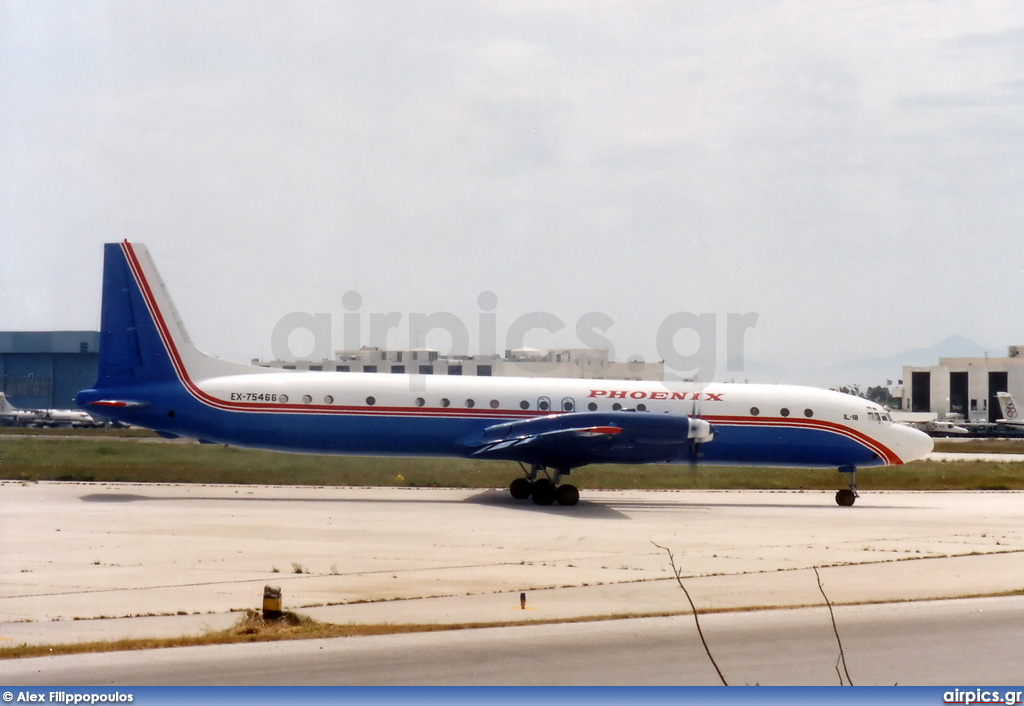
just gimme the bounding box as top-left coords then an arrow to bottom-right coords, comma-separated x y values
889,411 -> 969,436
0,392 -> 96,427
996,392 -> 1023,428
76,242 -> 933,506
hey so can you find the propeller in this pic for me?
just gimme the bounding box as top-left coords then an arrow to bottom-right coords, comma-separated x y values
687,393 -> 715,463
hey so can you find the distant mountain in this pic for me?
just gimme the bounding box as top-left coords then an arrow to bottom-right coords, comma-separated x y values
886,335 -> 991,367
822,335 -> 990,389
706,336 -> 995,388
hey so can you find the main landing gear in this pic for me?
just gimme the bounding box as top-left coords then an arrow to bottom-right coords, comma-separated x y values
509,464 -> 580,506
835,465 -> 858,507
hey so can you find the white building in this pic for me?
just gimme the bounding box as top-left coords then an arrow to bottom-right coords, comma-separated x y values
256,347 -> 663,381
902,346 -> 1024,423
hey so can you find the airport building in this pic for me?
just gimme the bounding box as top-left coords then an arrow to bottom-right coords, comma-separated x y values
1,329 -> 661,412
0,331 -> 100,409
901,346 -> 1024,423
257,347 -> 664,381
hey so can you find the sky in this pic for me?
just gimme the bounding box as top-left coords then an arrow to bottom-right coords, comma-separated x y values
3,1 -> 1024,387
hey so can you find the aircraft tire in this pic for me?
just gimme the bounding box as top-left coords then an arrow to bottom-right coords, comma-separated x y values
835,489 -> 856,507
531,479 -> 556,506
509,477 -> 533,500
555,484 -> 580,506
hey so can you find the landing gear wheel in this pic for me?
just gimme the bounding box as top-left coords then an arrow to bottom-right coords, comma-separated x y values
531,479 -> 556,506
509,477 -> 532,500
555,484 -> 580,506
835,488 -> 856,507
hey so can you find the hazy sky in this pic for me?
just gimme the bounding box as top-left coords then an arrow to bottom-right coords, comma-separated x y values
3,1 -> 1024,385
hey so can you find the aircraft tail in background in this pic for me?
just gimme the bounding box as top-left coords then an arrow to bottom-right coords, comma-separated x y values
995,391 -> 1023,427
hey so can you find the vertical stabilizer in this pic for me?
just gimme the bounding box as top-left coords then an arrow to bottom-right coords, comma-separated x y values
95,242 -> 180,387
90,241 -> 264,393
996,391 -> 1019,424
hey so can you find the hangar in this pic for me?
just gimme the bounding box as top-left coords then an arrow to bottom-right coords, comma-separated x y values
0,331 -> 99,410
902,346 -> 1024,424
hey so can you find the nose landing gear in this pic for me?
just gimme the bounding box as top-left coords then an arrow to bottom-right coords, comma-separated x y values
836,465 -> 858,506
508,464 -> 580,506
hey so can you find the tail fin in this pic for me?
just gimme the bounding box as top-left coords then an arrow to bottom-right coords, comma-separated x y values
0,392 -> 15,414
88,241 -> 262,393
996,391 -> 1019,423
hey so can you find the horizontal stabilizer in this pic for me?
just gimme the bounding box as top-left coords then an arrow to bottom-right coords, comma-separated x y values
88,400 -> 150,409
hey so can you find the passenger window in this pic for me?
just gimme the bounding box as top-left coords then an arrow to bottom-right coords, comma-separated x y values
562,397 -> 575,412
538,397 -> 551,412
588,402 -> 598,411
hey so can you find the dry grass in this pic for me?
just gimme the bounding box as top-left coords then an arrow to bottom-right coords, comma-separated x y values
0,609 -> 684,660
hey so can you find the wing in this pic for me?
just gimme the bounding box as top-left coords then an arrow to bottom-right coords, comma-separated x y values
468,411 -> 713,469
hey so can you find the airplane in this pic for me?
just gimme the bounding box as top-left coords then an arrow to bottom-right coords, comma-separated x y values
34,408 -> 98,428
0,392 -> 96,428
995,392 -> 1024,428
75,241 -> 934,507
889,410 -> 969,436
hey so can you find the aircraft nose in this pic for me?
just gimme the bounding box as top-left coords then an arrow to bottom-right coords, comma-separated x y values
894,423 -> 934,463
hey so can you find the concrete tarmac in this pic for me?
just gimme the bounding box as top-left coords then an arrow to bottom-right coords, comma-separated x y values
3,481 -> 1024,649
5,597 -> 1024,685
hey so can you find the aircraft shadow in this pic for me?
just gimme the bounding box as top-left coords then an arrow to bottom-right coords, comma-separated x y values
77,489 -> 629,518
81,489 -> 630,518
77,491 -> 917,515
463,489 -> 630,519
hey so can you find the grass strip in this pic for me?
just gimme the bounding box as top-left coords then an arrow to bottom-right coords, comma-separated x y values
1,434 -> 1023,489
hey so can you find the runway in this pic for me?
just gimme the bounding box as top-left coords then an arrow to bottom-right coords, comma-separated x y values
4,596 -> 1023,685
2,481 -> 1024,684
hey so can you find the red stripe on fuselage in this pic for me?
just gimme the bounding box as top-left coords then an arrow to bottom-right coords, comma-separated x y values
703,414 -> 901,465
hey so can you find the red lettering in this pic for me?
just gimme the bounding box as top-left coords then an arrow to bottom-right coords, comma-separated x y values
609,390 -> 627,399
650,391 -> 668,400
704,392 -> 723,402
588,390 -> 607,398
671,392 -> 688,400
630,391 -> 646,399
